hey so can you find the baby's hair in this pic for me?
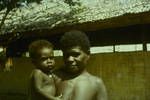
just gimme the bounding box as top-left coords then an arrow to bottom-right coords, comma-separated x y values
60,30 -> 90,54
29,40 -> 53,58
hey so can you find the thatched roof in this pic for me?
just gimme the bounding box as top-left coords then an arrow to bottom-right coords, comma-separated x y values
0,0 -> 150,36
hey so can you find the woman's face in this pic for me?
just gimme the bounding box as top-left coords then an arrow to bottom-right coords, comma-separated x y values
63,46 -> 89,74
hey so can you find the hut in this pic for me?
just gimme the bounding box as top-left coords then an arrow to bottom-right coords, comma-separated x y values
0,0 -> 149,100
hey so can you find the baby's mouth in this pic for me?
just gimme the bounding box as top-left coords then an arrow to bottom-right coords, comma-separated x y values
48,65 -> 53,69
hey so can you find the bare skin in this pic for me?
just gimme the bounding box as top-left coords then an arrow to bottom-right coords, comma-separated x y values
30,69 -> 57,100
54,46 -> 107,100
29,47 -> 61,100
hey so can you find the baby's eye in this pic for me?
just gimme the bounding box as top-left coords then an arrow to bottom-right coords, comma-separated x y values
40,56 -> 55,60
49,56 -> 54,59
40,57 -> 48,61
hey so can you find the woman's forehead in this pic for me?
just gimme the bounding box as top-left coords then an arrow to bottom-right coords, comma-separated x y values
66,46 -> 82,52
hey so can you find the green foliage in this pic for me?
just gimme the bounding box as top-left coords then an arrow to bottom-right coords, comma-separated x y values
0,0 -> 42,11
64,0 -> 81,6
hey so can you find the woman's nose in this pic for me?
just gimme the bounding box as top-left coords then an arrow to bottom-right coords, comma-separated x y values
68,56 -> 74,61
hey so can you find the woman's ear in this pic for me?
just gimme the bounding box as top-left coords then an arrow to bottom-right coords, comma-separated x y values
84,54 -> 90,63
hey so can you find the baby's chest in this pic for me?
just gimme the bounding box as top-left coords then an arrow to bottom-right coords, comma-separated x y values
42,76 -> 56,94
42,75 -> 55,86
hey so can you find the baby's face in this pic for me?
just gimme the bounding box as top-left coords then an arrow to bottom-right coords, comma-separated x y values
36,47 -> 55,73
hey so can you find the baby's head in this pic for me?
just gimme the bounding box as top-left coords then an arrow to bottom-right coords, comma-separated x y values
29,40 -> 55,73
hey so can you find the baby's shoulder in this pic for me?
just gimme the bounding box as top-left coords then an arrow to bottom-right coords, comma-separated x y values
32,69 -> 42,74
31,69 -> 48,78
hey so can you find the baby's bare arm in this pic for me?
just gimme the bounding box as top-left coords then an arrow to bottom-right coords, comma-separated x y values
32,69 -> 62,100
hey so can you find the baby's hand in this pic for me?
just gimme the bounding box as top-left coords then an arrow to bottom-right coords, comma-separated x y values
58,94 -> 62,98
55,94 -> 63,100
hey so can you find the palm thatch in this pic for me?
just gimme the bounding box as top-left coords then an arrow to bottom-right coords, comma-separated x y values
0,0 -> 150,35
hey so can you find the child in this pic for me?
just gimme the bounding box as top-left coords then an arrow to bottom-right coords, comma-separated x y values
55,30 -> 107,100
28,40 -> 61,100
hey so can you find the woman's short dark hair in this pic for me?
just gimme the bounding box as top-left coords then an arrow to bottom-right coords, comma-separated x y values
60,30 -> 90,54
29,40 -> 53,58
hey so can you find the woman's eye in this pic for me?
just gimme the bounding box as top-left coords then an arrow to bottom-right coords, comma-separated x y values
72,53 -> 80,57
40,57 -> 47,61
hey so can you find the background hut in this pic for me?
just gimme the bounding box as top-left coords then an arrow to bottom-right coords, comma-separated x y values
0,0 -> 150,100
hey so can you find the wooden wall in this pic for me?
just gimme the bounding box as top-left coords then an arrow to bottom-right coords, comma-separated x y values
87,51 -> 149,100
0,51 -> 149,100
